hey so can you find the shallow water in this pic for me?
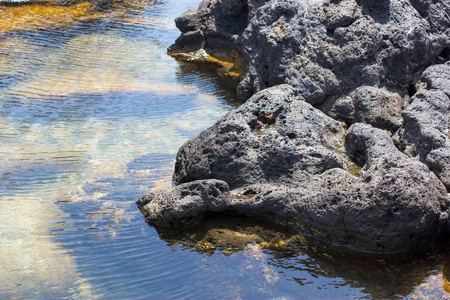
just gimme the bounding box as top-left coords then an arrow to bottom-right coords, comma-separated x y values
1,1 -> 450,299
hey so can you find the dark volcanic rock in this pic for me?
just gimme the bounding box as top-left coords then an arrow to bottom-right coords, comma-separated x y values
173,84 -> 347,189
319,86 -> 409,133
169,0 -> 450,104
168,0 -> 450,133
137,179 -> 232,226
236,0 -> 449,103
242,122 -> 449,253
395,62 -> 450,190
138,85 -> 450,252
167,0 -> 256,62
422,62 -> 450,97
138,0 -> 450,253
427,147 -> 450,190
139,121 -> 450,252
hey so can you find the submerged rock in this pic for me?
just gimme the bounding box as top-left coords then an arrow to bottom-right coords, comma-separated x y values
153,214 -> 450,300
138,0 -> 450,253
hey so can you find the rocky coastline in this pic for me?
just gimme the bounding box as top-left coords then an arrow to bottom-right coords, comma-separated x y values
138,0 -> 450,253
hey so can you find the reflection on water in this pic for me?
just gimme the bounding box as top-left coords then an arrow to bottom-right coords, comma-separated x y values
0,0 -> 234,298
8,33 -> 198,97
154,215 -> 450,299
1,0 -> 450,299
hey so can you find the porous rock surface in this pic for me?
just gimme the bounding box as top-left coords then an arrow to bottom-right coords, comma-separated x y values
168,0 -> 449,110
394,61 -> 450,190
137,179 -> 231,226
173,84 -> 347,189
138,0 -> 450,253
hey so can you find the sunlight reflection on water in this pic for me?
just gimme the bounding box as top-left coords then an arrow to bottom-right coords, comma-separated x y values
0,0 -> 235,297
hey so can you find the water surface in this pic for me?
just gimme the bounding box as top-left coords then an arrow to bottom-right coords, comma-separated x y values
1,1 -> 450,299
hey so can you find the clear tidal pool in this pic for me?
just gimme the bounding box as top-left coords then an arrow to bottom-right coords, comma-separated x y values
1,0 -> 450,299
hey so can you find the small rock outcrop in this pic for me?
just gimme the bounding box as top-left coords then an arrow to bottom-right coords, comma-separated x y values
137,179 -> 231,226
138,0 -> 450,253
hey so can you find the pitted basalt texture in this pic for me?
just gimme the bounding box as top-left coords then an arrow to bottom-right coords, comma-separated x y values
173,84 -> 347,189
236,0 -> 449,103
394,62 -> 450,190
168,0 -> 450,130
319,86 -> 409,133
139,0 -> 450,253
137,179 -> 232,226
138,116 -> 450,252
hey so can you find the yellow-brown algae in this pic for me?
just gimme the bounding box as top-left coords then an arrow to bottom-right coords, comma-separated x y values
0,3 -> 95,33
206,53 -> 244,82
348,163 -> 363,177
169,48 -> 245,86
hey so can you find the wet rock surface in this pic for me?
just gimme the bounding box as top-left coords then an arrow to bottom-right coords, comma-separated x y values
138,0 -> 450,253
